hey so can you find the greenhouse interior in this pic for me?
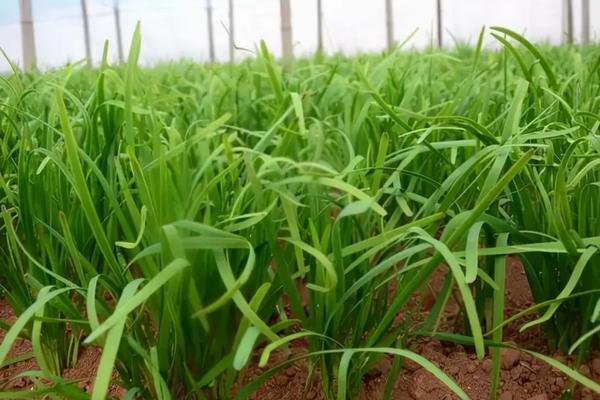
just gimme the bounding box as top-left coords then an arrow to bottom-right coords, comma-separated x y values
0,1 -> 600,399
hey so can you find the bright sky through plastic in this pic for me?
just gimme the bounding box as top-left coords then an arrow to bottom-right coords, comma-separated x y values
0,0 -> 598,71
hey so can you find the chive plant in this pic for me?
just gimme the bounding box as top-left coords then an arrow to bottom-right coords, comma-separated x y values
0,26 -> 599,399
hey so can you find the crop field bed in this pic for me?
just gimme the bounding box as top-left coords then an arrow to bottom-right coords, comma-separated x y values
2,261 -> 598,399
1,26 -> 600,399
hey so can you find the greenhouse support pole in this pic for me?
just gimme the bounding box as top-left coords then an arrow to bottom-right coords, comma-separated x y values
280,0 -> 293,62
563,0 -> 573,44
80,0 -> 92,66
114,0 -> 124,63
385,0 -> 394,50
206,0 -> 215,62
317,0 -> 323,53
436,0 -> 443,47
582,0 -> 590,45
19,0 -> 37,71
228,0 -> 235,62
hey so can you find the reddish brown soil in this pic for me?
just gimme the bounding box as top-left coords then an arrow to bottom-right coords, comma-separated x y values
239,257 -> 600,400
0,299 -> 38,391
0,297 -> 124,398
2,257 -> 599,399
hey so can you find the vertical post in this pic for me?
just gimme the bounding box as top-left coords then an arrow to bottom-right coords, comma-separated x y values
19,0 -> 37,71
228,0 -> 235,62
206,0 -> 215,62
385,0 -> 394,51
80,0 -> 92,66
114,0 -> 124,63
316,0 -> 323,53
581,0 -> 590,45
563,0 -> 573,44
280,0 -> 293,62
436,0 -> 443,48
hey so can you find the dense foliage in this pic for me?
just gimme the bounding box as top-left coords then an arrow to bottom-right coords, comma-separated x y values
1,26 -> 600,399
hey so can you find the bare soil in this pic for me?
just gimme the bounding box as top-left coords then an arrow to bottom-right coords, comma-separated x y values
0,297 -> 124,398
1,257 -> 599,399
0,300 -> 38,391
238,258 -> 600,400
